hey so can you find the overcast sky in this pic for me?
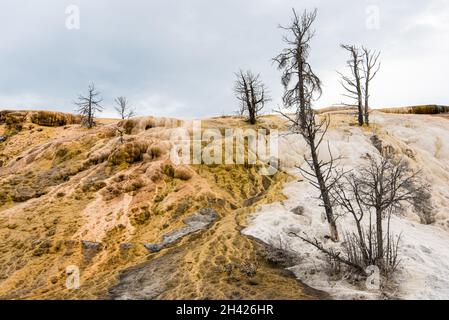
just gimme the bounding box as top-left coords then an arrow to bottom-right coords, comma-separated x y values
0,0 -> 447,118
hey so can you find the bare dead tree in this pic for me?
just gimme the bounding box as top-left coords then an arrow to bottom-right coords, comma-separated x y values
293,154 -> 428,278
234,70 -> 270,124
274,9 -> 340,241
361,47 -> 381,125
330,170 -> 398,272
339,44 -> 364,126
273,8 -> 322,130
75,83 -> 103,128
355,155 -> 428,263
114,96 -> 136,120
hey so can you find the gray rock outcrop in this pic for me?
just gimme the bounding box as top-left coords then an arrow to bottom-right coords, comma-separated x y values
143,208 -> 218,253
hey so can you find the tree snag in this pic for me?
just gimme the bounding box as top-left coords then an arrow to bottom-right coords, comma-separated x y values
339,44 -> 364,126
233,70 -> 270,125
361,47 -> 381,125
114,96 -> 136,120
74,83 -> 103,129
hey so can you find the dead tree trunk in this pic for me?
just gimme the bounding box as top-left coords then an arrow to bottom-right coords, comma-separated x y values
375,206 -> 383,261
279,110 -> 342,242
309,134 -> 339,240
362,47 -> 381,125
339,45 -> 364,126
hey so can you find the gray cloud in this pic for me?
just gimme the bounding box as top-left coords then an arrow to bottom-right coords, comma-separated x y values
0,0 -> 447,118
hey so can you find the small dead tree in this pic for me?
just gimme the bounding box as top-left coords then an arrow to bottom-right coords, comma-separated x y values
355,155 -> 428,263
339,44 -> 364,126
295,154 -> 429,278
75,83 -> 103,128
273,8 -> 321,130
329,170 -> 397,274
361,47 -> 381,125
234,70 -> 270,124
114,96 -> 136,120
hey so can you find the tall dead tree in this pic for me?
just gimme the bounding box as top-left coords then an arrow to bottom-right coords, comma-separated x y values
273,8 -> 321,130
75,83 -> 103,128
234,70 -> 270,125
275,9 -> 340,241
114,96 -> 136,120
361,47 -> 381,125
339,44 -> 364,126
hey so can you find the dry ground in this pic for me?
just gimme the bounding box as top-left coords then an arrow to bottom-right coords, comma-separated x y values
0,111 -> 320,300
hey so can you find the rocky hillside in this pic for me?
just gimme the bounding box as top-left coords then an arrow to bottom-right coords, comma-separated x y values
1,109 -> 448,300
0,110 -> 323,300
245,111 -> 449,299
